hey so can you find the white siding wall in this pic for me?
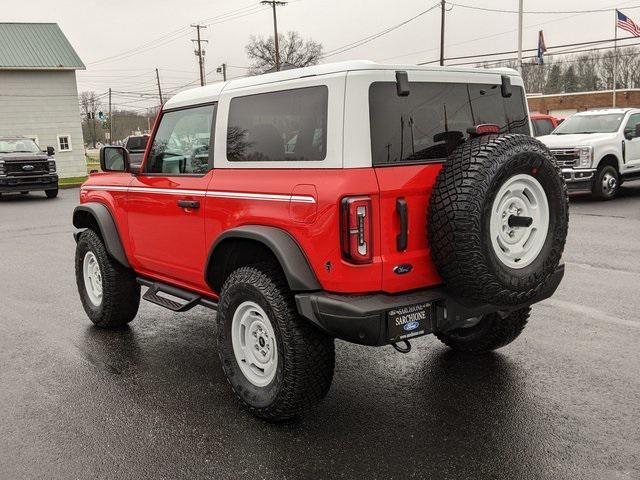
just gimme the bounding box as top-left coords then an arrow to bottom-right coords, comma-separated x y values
0,70 -> 86,178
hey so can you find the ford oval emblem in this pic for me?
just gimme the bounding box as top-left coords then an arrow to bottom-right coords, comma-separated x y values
22,165 -> 35,171
403,321 -> 420,331
393,263 -> 413,275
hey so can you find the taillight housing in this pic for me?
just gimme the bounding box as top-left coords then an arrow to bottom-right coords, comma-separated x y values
341,196 -> 372,264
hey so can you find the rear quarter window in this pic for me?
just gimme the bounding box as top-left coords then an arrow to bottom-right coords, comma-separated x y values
369,81 -> 529,165
226,86 -> 328,162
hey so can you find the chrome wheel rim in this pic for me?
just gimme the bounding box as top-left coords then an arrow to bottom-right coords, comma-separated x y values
601,170 -> 618,197
489,174 -> 550,269
83,251 -> 103,306
231,301 -> 278,387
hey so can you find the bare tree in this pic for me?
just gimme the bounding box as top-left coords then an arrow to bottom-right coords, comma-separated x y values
246,31 -> 323,75
79,91 -> 102,148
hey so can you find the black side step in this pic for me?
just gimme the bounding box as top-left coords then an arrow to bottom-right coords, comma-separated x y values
137,278 -> 218,312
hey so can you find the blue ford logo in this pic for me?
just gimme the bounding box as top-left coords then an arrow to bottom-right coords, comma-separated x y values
393,263 -> 413,275
22,165 -> 35,171
403,321 -> 420,331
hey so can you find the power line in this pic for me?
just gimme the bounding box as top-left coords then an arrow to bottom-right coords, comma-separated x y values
322,3 -> 440,59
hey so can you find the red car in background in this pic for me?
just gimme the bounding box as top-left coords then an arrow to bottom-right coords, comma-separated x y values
531,113 -> 562,136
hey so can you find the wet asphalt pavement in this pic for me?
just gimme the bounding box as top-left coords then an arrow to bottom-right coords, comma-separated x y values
1,186 -> 639,480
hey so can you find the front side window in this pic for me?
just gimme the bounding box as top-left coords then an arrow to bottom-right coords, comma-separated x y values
369,81 -> 529,165
58,135 -> 71,151
146,104 -> 215,174
624,113 -> 640,139
227,86 -> 328,162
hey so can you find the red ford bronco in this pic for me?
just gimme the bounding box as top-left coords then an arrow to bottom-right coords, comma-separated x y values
73,61 -> 568,421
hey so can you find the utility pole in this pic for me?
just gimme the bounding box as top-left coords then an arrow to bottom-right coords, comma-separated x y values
217,63 -> 227,81
155,68 -> 164,105
108,87 -> 112,144
517,0 -> 524,73
191,24 -> 208,86
260,0 -> 287,71
439,0 -> 446,66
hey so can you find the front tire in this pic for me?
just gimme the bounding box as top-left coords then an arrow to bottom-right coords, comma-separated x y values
75,229 -> 140,328
436,307 -> 531,353
45,188 -> 58,198
216,263 -> 335,422
592,164 -> 619,200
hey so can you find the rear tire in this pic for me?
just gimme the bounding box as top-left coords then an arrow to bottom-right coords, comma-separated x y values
216,263 -> 335,422
592,164 -> 619,200
75,229 -> 140,328
436,307 -> 530,353
45,188 -> 58,198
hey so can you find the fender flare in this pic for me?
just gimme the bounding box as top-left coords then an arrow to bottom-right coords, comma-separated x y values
72,203 -> 130,268
206,225 -> 321,293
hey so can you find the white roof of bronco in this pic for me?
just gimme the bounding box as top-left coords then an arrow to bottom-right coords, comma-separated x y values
164,60 -> 520,110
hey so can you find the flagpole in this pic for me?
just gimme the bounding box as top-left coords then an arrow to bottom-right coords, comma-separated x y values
613,9 -> 618,108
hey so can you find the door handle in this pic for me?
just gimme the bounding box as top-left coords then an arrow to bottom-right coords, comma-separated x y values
396,197 -> 408,252
177,199 -> 200,209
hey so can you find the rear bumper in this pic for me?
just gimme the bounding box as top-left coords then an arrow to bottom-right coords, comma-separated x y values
0,174 -> 58,192
296,264 -> 564,346
562,168 -> 595,194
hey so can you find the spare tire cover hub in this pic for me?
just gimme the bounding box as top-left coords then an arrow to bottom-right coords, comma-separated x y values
489,174 -> 549,269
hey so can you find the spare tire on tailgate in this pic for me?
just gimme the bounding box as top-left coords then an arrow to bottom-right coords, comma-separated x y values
428,134 -> 569,306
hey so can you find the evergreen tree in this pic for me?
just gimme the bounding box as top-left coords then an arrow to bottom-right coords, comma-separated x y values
563,65 -> 579,92
545,64 -> 563,94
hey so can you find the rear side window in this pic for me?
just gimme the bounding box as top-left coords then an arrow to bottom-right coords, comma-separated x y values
146,104 -> 215,175
126,135 -> 149,150
532,118 -> 554,136
369,81 -> 529,165
227,86 -> 328,162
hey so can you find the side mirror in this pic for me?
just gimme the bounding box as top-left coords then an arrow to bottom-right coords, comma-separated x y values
100,146 -> 129,172
46,146 -> 55,156
625,129 -> 634,140
130,164 -> 141,175
634,123 -> 640,139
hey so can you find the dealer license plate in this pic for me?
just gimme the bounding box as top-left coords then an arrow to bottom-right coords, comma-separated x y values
387,303 -> 431,342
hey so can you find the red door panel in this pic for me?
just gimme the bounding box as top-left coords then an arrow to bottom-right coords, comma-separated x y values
374,164 -> 443,293
127,174 -> 212,289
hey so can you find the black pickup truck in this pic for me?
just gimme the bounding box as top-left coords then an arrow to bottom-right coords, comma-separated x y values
0,137 -> 58,198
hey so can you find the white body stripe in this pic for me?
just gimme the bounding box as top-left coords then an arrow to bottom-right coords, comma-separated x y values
81,185 -> 316,204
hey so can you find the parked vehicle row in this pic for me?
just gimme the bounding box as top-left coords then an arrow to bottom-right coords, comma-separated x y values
73,61 -> 569,421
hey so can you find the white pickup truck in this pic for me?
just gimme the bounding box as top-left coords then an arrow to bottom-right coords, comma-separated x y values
538,108 -> 640,200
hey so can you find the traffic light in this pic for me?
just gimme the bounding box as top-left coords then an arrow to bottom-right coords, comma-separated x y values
98,111 -> 104,120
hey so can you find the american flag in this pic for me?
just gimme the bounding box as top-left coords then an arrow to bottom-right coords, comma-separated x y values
617,10 -> 640,37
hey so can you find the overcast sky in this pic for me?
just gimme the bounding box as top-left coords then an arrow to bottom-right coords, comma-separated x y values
4,0 -> 639,111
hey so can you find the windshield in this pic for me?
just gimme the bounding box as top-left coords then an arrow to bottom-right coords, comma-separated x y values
552,113 -> 624,134
0,138 -> 41,154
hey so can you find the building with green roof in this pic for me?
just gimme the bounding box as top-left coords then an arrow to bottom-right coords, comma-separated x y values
0,23 -> 86,178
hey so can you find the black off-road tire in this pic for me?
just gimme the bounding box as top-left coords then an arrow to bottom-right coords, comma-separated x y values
428,134 -> 569,306
217,263 -> 335,422
75,229 -> 140,328
592,164 -> 619,200
45,188 -> 58,198
436,307 -> 531,353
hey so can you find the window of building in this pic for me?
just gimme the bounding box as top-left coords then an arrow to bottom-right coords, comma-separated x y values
227,86 -> 328,162
368,81 -> 529,165
145,104 -> 216,175
57,135 -> 72,151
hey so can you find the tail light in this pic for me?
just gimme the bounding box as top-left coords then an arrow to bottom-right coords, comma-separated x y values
341,196 -> 372,264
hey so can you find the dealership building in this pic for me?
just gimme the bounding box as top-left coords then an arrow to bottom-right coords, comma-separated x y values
527,88 -> 640,117
0,23 -> 86,178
